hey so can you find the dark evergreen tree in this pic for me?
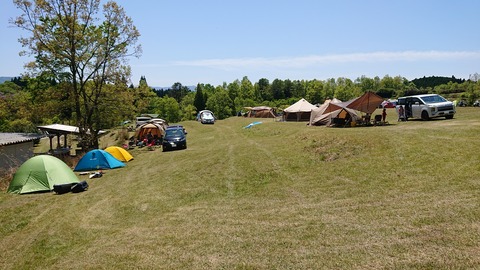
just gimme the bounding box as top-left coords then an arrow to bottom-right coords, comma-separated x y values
194,83 -> 206,111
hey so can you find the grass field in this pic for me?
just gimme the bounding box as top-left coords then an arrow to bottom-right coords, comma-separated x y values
1,108 -> 480,269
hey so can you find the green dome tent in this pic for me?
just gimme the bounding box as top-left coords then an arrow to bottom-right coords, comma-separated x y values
7,155 -> 79,194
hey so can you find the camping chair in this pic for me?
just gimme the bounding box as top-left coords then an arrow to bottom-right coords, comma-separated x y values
373,114 -> 383,126
147,141 -> 156,151
332,117 -> 345,127
128,140 -> 135,149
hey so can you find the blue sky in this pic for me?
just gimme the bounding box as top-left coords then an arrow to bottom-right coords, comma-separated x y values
1,0 -> 479,87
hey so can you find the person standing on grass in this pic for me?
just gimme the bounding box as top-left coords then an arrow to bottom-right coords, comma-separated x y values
382,107 -> 387,123
398,105 -> 405,121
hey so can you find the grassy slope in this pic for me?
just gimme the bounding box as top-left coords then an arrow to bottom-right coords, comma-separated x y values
1,108 -> 480,269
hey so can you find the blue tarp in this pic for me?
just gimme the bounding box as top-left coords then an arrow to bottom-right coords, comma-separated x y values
74,149 -> 125,171
243,121 -> 263,129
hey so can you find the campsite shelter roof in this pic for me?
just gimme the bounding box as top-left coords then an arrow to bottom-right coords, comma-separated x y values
37,124 -> 107,154
0,133 -> 44,147
37,124 -> 107,135
37,124 -> 81,135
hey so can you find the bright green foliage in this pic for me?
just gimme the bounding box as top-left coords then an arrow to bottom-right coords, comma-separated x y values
180,92 -> 197,121
12,0 -> 141,149
256,78 -> 271,101
305,79 -> 324,104
240,76 -> 254,100
206,87 -> 233,119
151,96 -> 181,123
132,76 -> 156,115
227,79 -> 241,101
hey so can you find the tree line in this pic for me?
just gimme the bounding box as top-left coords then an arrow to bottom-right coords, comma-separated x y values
2,74 -> 480,133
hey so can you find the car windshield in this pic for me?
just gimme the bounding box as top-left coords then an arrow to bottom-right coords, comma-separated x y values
165,129 -> 184,138
203,113 -> 213,119
421,95 -> 447,104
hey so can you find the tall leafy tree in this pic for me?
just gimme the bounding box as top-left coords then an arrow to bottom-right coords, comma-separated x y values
283,79 -> 293,99
180,92 -> 197,121
151,96 -> 181,123
12,0 -> 141,149
227,79 -> 241,101
206,87 -> 233,119
240,76 -> 254,99
290,80 -> 306,98
132,76 -> 156,115
271,79 -> 285,100
256,78 -> 271,101
305,79 -> 324,105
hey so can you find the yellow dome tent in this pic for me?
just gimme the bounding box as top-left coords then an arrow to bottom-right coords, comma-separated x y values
105,146 -> 134,162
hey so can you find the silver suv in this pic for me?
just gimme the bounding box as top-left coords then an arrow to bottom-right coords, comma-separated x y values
396,94 -> 455,120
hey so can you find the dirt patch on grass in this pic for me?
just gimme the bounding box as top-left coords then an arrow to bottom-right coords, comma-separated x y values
301,136 -> 364,162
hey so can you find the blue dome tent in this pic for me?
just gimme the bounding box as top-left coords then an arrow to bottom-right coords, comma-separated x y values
74,149 -> 125,171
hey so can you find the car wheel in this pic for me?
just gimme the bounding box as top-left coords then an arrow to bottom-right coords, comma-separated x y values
445,115 -> 454,119
421,111 -> 430,121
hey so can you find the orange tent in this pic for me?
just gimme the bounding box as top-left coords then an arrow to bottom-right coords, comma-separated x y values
135,122 -> 164,141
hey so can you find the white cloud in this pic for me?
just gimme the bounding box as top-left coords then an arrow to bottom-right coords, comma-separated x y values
172,51 -> 480,70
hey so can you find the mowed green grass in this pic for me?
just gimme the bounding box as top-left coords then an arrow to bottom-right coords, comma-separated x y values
1,108 -> 480,269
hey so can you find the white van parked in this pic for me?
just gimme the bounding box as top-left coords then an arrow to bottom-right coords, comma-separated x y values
396,94 -> 455,120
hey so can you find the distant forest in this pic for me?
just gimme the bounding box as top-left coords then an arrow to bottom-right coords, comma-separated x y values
411,76 -> 466,89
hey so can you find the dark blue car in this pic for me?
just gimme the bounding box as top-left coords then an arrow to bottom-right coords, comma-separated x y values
162,127 -> 187,151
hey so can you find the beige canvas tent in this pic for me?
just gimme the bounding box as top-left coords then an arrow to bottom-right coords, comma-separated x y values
310,99 -> 360,126
244,106 -> 276,118
310,107 -> 360,126
283,98 -> 317,121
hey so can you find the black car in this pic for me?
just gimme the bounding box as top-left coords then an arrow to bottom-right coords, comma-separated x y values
166,125 -> 187,134
162,127 -> 187,151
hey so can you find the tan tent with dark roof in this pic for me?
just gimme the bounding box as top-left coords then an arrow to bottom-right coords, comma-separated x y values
244,106 -> 276,118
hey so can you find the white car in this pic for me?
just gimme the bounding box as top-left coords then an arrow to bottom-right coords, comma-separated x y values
396,94 -> 455,120
197,110 -> 215,124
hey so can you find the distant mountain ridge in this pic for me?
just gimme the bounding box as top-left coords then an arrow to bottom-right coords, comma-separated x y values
153,85 -> 196,91
0,77 -> 13,83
